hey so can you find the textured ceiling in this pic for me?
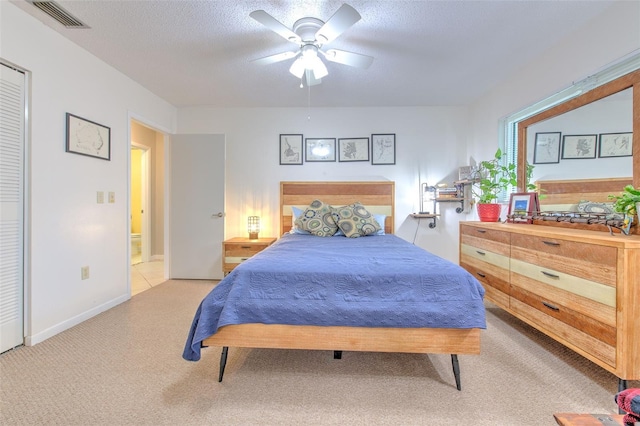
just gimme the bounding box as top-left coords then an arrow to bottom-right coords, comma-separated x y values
12,0 -> 617,107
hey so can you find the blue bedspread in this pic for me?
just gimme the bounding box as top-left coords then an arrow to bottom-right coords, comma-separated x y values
183,234 -> 485,361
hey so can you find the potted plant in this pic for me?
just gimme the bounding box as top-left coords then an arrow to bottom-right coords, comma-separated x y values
472,148 -> 518,222
609,184 -> 640,224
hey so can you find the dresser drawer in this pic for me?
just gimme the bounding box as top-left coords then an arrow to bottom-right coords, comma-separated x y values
460,224 -> 510,255
222,237 -> 276,274
460,243 -> 510,307
510,233 -> 616,287
224,242 -> 270,258
510,295 -> 616,368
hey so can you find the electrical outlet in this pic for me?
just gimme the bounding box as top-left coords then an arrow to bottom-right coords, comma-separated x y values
108,191 -> 115,203
81,266 -> 90,280
97,191 -> 104,204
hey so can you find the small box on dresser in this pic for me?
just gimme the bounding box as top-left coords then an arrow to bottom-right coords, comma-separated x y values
460,221 -> 640,385
222,237 -> 276,275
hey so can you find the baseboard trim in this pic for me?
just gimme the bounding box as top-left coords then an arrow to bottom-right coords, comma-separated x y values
151,254 -> 164,261
25,294 -> 129,346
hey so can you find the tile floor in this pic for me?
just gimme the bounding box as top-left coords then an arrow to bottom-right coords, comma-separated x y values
131,259 -> 165,296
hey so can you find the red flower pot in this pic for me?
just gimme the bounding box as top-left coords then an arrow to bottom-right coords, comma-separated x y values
476,203 -> 502,222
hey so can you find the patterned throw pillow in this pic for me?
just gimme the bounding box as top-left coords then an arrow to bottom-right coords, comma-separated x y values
294,200 -> 339,237
333,202 -> 381,238
577,200 -> 615,214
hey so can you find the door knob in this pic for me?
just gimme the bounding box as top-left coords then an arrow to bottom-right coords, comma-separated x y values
212,212 -> 224,218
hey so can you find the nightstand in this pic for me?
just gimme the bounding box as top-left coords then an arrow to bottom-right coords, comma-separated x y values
222,237 -> 276,275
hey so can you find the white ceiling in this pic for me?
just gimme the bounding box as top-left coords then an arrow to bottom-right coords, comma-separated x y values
12,0 -> 617,108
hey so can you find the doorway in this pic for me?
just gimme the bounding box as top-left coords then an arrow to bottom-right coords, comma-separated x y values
130,120 -> 166,295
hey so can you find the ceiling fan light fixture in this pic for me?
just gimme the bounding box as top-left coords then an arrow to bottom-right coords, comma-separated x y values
311,57 -> 328,79
289,57 -> 305,78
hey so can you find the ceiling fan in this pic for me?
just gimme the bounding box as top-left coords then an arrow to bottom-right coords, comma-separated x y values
249,4 -> 374,86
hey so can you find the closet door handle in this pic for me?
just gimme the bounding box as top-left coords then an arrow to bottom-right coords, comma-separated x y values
542,241 -> 560,246
542,301 -> 560,311
541,271 -> 560,279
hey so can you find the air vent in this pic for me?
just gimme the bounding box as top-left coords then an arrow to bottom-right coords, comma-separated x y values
31,1 -> 89,28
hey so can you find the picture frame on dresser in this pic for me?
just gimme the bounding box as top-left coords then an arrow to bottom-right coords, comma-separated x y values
507,192 -> 539,223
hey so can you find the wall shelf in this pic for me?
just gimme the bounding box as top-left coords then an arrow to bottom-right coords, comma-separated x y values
409,213 -> 439,228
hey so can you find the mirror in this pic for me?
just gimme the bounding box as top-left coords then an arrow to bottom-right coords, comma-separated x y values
517,69 -> 640,190
527,88 -> 632,181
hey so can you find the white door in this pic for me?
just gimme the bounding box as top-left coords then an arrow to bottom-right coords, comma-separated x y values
0,63 -> 25,352
169,134 -> 225,279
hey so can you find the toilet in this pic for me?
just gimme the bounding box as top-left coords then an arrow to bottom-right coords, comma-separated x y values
131,233 -> 141,256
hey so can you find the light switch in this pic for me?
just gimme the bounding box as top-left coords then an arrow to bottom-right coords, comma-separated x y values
97,191 -> 104,204
108,192 -> 115,203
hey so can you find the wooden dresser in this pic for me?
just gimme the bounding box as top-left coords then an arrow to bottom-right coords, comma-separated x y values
460,221 -> 640,383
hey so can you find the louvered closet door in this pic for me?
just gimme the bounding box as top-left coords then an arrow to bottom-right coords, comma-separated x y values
0,63 -> 25,352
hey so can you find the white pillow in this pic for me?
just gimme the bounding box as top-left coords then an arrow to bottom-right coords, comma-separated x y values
290,206 -> 310,234
374,214 -> 386,235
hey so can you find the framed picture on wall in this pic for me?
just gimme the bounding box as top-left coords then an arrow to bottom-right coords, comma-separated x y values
279,134 -> 303,165
598,132 -> 632,158
338,137 -> 369,162
533,132 -> 561,164
507,192 -> 539,223
371,133 -> 396,165
561,134 -> 597,159
305,138 -> 336,162
65,113 -> 111,160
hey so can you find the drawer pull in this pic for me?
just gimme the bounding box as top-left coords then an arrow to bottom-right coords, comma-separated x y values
542,241 -> 560,246
476,229 -> 486,233
542,301 -> 560,312
476,272 -> 486,278
241,246 -> 252,249
240,257 -> 249,261
541,270 -> 560,279
476,250 -> 486,256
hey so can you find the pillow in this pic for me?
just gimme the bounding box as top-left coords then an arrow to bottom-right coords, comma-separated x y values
577,200 -> 615,214
289,206 -> 310,235
577,200 -> 624,220
294,200 -> 339,237
373,214 -> 386,235
333,202 -> 382,238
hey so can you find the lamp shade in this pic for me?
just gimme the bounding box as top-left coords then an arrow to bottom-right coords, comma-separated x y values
248,216 -> 260,239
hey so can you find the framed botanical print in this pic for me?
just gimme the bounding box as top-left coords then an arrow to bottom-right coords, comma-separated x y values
371,133 -> 395,165
598,132 -> 632,158
305,138 -> 336,162
338,137 -> 369,162
533,132 -> 561,164
561,134 -> 597,159
280,134 -> 303,165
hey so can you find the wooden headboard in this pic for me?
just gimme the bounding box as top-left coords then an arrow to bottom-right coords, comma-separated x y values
280,181 -> 395,236
536,177 -> 633,211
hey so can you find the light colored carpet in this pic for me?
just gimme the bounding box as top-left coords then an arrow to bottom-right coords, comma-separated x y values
1,279 -> 637,425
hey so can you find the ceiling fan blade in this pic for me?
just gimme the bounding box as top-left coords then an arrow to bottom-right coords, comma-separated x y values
250,10 -> 301,44
315,4 -> 361,44
323,49 -> 373,69
305,69 -> 322,86
251,51 -> 299,66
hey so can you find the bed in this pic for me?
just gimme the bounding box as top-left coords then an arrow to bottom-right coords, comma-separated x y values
534,177 -> 636,234
183,181 -> 486,389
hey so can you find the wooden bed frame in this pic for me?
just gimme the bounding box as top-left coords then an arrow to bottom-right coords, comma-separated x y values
535,177 -> 637,234
203,181 -> 481,389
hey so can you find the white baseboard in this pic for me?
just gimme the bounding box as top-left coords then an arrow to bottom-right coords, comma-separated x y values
151,254 -> 164,261
25,294 -> 129,346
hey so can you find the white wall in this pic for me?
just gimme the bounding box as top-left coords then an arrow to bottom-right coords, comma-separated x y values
177,106 -> 470,261
467,1 -> 640,164
1,2 -> 177,344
